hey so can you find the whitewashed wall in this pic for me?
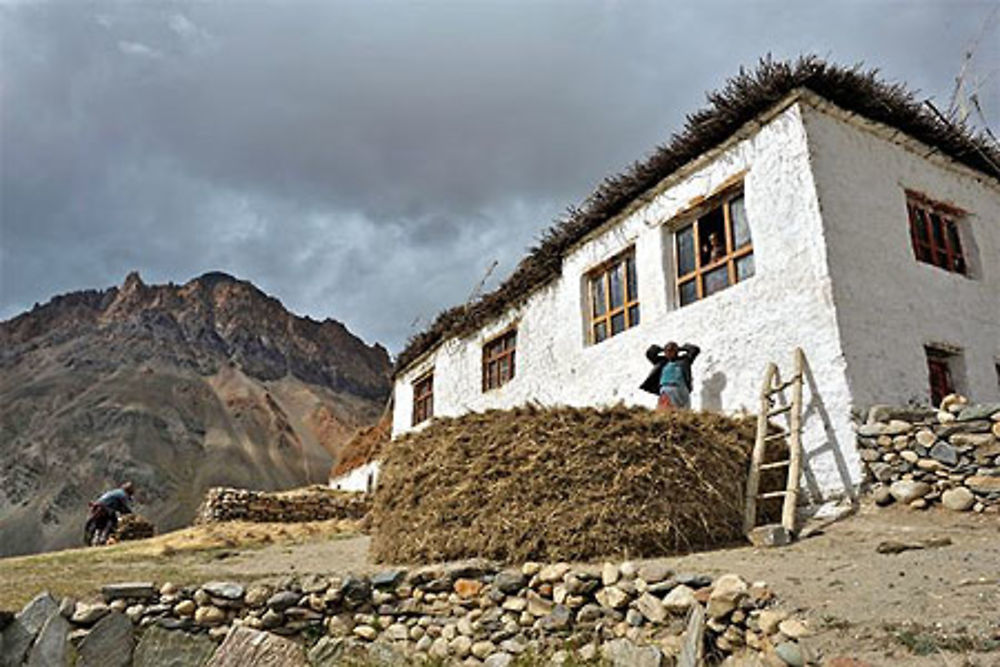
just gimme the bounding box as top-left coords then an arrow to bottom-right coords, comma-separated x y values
802,103 -> 1000,409
395,102 -> 862,501
329,460 -> 380,493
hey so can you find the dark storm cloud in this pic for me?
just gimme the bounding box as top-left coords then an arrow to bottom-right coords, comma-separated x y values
2,1 -> 997,351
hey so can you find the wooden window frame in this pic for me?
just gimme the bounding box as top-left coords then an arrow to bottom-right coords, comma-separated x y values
905,190 -> 967,276
411,371 -> 433,426
586,248 -> 640,345
924,347 -> 956,408
482,328 -> 517,392
674,188 -> 753,307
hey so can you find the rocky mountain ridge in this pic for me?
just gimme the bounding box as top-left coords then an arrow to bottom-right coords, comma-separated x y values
0,272 -> 391,556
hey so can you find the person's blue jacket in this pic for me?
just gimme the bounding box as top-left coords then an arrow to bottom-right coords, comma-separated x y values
640,343 -> 700,395
96,488 -> 133,515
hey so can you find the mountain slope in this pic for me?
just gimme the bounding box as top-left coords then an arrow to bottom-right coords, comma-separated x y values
0,272 -> 391,556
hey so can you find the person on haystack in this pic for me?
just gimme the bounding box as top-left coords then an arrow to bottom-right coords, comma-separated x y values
84,481 -> 135,546
640,341 -> 700,410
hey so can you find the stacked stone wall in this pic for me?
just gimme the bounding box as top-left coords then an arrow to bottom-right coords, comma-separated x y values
857,398 -> 1000,512
3,561 -> 814,666
194,485 -> 370,524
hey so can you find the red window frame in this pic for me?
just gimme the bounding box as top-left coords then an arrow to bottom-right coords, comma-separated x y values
482,328 -> 517,391
925,347 -> 955,408
411,372 -> 433,425
906,191 -> 967,275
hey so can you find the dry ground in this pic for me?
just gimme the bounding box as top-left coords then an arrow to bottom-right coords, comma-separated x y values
1,505 -> 997,666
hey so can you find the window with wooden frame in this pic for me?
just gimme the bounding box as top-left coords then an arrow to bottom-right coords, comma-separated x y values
482,328 -> 517,391
906,191 -> 967,275
587,249 -> 639,345
674,189 -> 753,307
411,372 -> 433,425
925,347 -> 957,408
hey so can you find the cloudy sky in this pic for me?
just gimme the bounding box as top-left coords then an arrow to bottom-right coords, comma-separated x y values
2,1 -> 997,353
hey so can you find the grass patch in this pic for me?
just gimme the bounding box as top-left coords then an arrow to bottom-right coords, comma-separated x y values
0,520 -> 359,609
884,623 -> 1000,656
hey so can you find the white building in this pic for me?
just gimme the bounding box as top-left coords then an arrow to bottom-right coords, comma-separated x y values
391,62 -> 1000,501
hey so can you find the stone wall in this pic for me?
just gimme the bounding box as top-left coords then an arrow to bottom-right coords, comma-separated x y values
2,561 -> 814,666
857,397 -> 1000,512
194,486 -> 370,524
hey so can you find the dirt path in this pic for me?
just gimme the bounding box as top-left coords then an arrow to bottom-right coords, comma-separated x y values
2,505 -> 996,665
187,504 -> 1000,665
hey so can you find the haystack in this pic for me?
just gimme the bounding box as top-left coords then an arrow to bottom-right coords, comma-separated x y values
370,405 -> 781,564
114,514 -> 155,542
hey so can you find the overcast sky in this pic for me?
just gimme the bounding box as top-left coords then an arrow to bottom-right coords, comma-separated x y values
2,1 -> 997,353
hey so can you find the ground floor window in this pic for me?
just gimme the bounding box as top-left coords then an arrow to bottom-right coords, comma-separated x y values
412,372 -> 433,425
925,346 -> 959,407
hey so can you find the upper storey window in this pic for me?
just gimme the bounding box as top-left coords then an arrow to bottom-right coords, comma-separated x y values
482,328 -> 517,391
675,189 -> 753,307
906,191 -> 967,275
411,371 -> 433,426
587,249 -> 639,345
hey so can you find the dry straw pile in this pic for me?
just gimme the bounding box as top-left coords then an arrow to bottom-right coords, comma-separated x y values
371,405 -> 778,564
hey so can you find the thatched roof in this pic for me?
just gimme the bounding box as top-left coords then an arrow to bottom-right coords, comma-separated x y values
395,56 -> 1000,375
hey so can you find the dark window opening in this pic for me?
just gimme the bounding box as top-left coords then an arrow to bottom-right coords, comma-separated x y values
925,347 -> 957,407
412,372 -> 433,425
675,189 -> 753,307
483,329 -> 517,391
906,191 -> 967,275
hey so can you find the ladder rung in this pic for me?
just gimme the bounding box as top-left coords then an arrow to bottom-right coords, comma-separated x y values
764,432 -> 787,441
760,461 -> 790,470
766,375 -> 802,395
758,491 -> 788,500
767,405 -> 792,417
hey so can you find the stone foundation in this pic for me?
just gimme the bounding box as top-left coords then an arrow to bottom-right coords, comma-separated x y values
194,485 -> 369,524
3,560 -> 814,666
857,397 -> 1000,511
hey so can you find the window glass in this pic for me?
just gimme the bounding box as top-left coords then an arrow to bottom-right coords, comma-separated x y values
703,266 -> 729,297
626,256 -> 637,302
676,226 -> 696,276
730,196 -> 751,249
628,305 -> 640,326
593,322 -> 607,343
590,275 -> 606,316
610,312 -> 625,335
608,262 -> 624,310
736,254 -> 755,282
679,279 -> 697,306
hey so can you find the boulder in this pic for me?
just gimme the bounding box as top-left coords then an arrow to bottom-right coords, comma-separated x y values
493,570 -> 527,594
26,612 -> 71,667
941,487 -> 975,511
201,582 -> 244,601
636,593 -> 666,623
77,612 -> 134,667
966,476 -> 1000,494
928,442 -> 958,466
957,404 -> 1000,422
662,585 -> 696,612
71,603 -> 110,625
601,638 -> 663,667
888,480 -> 930,504
204,626 -> 307,667
133,625 -> 216,667
101,583 -> 156,602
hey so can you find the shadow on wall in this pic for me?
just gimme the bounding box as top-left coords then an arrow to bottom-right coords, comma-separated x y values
799,355 -> 858,504
700,371 -> 727,412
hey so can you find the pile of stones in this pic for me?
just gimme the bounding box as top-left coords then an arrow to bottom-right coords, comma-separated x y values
194,485 -> 369,524
0,560 -> 816,666
857,396 -> 1000,512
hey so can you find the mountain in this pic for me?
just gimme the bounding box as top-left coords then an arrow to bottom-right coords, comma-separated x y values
0,271 -> 391,556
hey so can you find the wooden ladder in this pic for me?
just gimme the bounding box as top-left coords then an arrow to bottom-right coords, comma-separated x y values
743,347 -> 805,536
